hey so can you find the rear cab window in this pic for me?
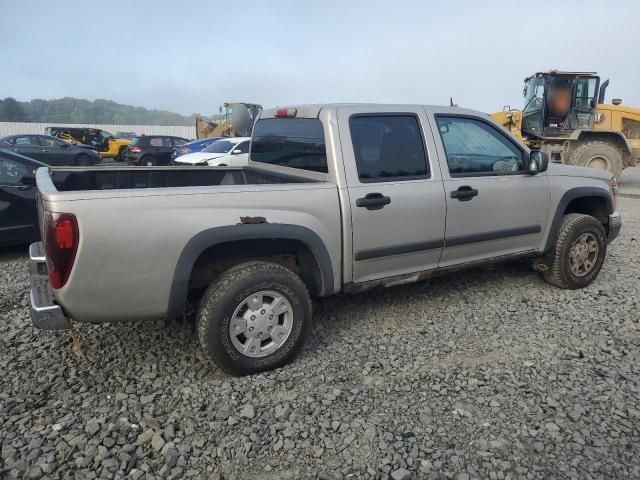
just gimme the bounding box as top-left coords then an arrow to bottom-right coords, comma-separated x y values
250,118 -> 327,173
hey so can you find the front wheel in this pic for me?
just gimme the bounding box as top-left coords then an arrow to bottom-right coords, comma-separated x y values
543,213 -> 607,289
197,261 -> 312,375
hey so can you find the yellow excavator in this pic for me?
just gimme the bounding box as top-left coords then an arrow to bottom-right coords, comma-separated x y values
491,71 -> 640,177
195,102 -> 263,139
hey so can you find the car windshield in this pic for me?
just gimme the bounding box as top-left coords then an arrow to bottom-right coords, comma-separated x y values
203,140 -> 236,153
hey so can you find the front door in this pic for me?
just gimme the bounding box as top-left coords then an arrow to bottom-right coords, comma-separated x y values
337,106 -> 447,284
431,114 -> 550,267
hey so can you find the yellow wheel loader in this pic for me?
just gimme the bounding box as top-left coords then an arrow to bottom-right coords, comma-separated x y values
196,102 -> 263,139
492,71 -> 640,177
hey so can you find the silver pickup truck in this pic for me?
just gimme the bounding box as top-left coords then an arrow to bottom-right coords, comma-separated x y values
29,104 -> 621,375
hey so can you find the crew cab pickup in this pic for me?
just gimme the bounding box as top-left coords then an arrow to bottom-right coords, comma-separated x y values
29,104 -> 621,375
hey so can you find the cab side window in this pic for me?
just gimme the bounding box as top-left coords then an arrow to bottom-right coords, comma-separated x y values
436,116 -> 524,176
350,115 -> 429,182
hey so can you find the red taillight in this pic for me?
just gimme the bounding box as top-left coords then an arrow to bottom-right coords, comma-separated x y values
129,146 -> 142,153
275,108 -> 297,118
44,212 -> 79,289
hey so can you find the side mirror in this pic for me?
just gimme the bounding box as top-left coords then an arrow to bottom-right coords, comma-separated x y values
529,150 -> 549,174
231,149 -> 241,155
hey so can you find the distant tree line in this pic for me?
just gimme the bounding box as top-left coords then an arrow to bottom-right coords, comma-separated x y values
0,97 -> 196,126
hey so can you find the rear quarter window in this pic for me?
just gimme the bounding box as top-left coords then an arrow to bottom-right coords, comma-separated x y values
250,118 -> 327,173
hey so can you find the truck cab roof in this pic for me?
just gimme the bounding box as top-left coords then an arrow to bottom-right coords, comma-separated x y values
260,104 -> 488,119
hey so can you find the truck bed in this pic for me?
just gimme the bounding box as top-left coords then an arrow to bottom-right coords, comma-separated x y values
50,166 -> 317,192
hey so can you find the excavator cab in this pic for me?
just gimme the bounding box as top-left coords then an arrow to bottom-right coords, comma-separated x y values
521,71 -> 600,139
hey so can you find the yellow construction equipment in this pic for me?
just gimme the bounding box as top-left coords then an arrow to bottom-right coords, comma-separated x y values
196,102 -> 263,139
492,71 -> 640,177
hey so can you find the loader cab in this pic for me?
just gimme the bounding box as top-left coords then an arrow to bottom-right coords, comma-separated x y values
521,71 -> 600,139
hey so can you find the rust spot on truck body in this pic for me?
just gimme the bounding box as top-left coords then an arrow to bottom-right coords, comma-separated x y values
239,216 -> 268,225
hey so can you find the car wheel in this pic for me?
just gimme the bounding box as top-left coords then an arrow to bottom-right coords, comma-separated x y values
569,141 -> 623,178
197,261 -> 312,376
75,154 -> 91,166
117,146 -> 127,162
142,156 -> 157,166
543,213 -> 607,289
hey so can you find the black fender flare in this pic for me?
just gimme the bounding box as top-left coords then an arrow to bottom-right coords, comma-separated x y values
166,224 -> 334,319
543,186 -> 613,252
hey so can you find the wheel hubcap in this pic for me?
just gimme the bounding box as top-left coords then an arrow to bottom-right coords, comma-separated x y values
585,155 -> 609,172
229,290 -> 293,358
569,233 -> 599,277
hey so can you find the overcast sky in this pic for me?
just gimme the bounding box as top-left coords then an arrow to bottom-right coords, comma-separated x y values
1,0 -> 639,116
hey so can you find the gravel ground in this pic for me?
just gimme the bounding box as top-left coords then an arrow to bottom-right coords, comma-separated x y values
1,199 -> 639,480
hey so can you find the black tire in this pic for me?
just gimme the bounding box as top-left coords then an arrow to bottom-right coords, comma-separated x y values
141,156 -> 157,166
117,146 -> 127,162
543,213 -> 607,289
197,261 -> 312,375
569,141 -> 623,177
75,154 -> 91,166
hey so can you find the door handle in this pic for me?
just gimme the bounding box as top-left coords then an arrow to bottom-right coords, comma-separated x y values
41,149 -> 49,152
451,186 -> 478,201
356,192 -> 391,210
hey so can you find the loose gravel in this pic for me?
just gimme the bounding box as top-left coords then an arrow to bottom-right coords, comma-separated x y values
1,198 -> 639,480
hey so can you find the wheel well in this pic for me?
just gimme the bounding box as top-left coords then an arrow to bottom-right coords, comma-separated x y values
564,196 -> 608,224
188,238 -> 323,298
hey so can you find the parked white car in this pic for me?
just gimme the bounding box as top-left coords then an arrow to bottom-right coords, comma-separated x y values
173,137 -> 251,166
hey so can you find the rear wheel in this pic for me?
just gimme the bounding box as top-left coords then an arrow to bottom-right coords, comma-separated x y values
75,154 -> 91,166
117,146 -> 127,162
569,141 -> 623,177
142,156 -> 157,166
543,213 -> 607,289
197,261 -> 312,375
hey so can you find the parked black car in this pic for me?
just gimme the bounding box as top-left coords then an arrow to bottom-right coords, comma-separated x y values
0,134 -> 102,166
124,136 -> 189,166
0,149 -> 45,246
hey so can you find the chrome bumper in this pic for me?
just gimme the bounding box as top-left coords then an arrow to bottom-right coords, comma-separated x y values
28,242 -> 71,330
607,212 -> 621,243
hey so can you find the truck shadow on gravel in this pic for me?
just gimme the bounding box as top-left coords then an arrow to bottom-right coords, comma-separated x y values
65,259 -> 540,376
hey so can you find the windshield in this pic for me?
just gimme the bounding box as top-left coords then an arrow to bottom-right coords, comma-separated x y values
523,77 -> 545,113
203,140 -> 236,153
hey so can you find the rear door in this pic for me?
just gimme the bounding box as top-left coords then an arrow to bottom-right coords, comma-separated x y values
8,136 -> 44,161
430,113 -> 550,267
337,106 -> 447,284
0,155 -> 39,243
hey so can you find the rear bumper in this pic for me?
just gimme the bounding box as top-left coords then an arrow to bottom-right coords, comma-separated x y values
28,242 -> 71,330
607,212 -> 621,243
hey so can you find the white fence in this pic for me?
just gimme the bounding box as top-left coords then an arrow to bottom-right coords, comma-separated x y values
0,122 -> 196,139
